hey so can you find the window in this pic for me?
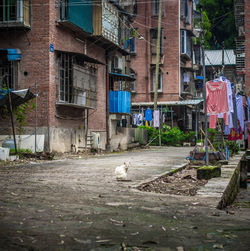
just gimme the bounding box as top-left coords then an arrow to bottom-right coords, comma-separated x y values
151,28 -> 162,54
0,0 -> 30,26
152,68 -> 163,92
130,37 -> 136,53
133,0 -> 137,15
58,52 -> 97,108
59,53 -> 73,103
181,30 -> 192,59
59,0 -> 68,20
130,69 -> 136,92
181,0 -> 187,18
181,0 -> 191,24
152,0 -> 159,16
0,53 -> 16,90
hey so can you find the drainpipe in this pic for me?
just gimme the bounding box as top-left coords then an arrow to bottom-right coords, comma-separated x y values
145,1 -> 150,102
106,52 -> 110,150
178,0 -> 183,100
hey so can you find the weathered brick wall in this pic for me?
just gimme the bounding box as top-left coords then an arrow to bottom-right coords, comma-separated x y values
245,0 -> 250,96
0,1 -> 107,151
48,0 -> 107,132
131,0 -> 180,103
0,0 -> 51,129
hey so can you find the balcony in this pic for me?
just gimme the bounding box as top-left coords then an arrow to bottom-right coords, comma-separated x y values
0,0 -> 30,29
92,0 -> 130,55
109,91 -> 131,114
58,0 -> 93,34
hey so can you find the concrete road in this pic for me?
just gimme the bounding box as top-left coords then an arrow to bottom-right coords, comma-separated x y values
0,147 -> 249,250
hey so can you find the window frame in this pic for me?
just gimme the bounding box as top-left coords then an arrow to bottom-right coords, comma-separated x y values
152,68 -> 163,92
58,52 -> 97,108
0,54 -> 16,90
0,0 -> 30,24
150,28 -> 163,55
151,0 -> 159,16
181,30 -> 192,59
59,53 -> 73,103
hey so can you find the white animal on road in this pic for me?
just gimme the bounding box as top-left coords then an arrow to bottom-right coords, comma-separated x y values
115,162 -> 131,180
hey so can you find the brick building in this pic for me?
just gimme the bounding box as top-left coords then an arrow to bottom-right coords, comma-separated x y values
130,0 -> 202,130
0,0 -> 136,152
245,0 -> 250,96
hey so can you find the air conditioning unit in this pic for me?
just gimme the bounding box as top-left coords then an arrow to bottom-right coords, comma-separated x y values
111,55 -> 123,73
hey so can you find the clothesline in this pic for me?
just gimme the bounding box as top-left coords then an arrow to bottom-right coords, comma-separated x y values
205,76 -> 249,141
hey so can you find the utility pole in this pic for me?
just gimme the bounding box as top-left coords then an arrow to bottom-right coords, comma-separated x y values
154,0 -> 162,110
200,6 -> 209,165
6,76 -> 17,154
154,0 -> 162,146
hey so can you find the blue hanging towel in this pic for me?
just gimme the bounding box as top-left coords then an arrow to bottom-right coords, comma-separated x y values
145,108 -> 152,121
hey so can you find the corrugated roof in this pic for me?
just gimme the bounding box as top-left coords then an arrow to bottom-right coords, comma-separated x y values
132,99 -> 203,106
205,49 -> 235,66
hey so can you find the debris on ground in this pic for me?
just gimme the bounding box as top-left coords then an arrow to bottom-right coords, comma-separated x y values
137,166 -> 207,196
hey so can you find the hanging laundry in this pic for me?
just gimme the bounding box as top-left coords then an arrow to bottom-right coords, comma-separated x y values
206,80 -> 229,114
232,87 -> 238,129
236,94 -> 244,131
132,114 -> 138,126
228,123 -> 243,141
145,108 -> 152,121
206,80 -> 229,128
247,97 -> 250,121
183,72 -> 190,82
138,113 -> 144,126
217,79 -> 234,129
153,110 -> 160,128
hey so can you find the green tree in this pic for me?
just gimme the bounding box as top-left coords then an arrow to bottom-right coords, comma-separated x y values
199,0 -> 236,49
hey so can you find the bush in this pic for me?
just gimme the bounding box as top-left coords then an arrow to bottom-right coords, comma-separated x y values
213,140 -> 240,156
138,125 -> 195,146
225,141 -> 240,155
207,128 -> 216,143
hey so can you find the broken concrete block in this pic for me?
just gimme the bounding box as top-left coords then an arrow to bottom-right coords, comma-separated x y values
197,166 -> 221,180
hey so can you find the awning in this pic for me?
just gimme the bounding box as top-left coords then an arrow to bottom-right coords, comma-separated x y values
109,72 -> 136,82
0,48 -> 22,61
132,99 -> 203,107
0,89 -> 36,108
55,50 -> 104,65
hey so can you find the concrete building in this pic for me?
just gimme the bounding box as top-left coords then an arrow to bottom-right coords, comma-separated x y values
130,0 -> 202,130
0,0 -> 137,153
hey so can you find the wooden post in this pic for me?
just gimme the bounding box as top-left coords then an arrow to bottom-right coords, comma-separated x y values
6,77 -> 17,154
153,0 -> 162,110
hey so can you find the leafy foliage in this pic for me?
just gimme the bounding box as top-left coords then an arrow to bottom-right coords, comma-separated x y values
139,125 -> 195,146
213,140 -> 240,156
13,100 -> 36,135
199,0 -> 236,49
225,141 -> 240,155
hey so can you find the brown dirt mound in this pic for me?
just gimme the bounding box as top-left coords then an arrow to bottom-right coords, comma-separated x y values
137,166 -> 207,196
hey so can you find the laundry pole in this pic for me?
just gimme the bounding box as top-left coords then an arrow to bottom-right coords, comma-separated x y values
200,6 -> 209,165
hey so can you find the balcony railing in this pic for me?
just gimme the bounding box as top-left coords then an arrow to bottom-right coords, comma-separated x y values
59,0 -> 93,34
0,0 -> 30,28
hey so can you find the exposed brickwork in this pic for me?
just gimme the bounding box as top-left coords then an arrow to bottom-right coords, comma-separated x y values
245,0 -> 250,96
131,0 -> 193,103
0,0 -> 107,151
